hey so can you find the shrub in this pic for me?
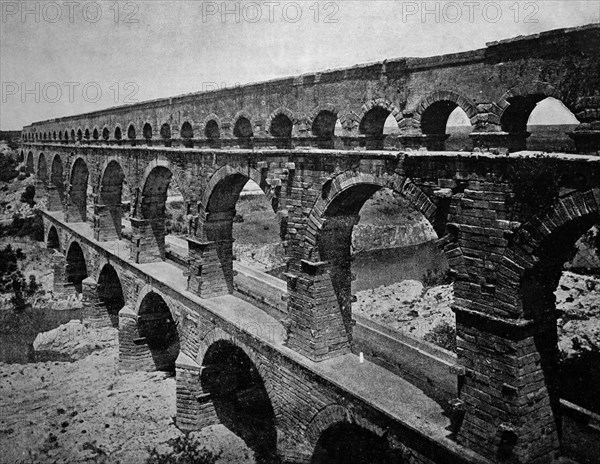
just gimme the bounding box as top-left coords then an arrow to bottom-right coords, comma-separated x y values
423,321 -> 457,353
146,434 -> 220,464
20,185 -> 36,207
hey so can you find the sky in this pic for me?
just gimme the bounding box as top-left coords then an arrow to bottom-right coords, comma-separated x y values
1,0 -> 598,130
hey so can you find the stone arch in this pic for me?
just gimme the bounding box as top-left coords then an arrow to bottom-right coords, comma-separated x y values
92,127 -> 99,140
102,126 -> 110,140
358,99 -> 401,132
135,288 -> 181,372
459,188 -> 600,462
49,154 -> 65,212
84,128 -> 90,140
306,404 -> 400,464
70,129 -> 76,141
160,122 -> 172,140
127,123 -> 136,140
37,152 -> 48,183
302,171 -> 443,344
202,114 -> 221,147
414,91 -> 478,133
201,164 -> 273,212
97,158 -> 126,240
114,125 -> 122,141
196,333 -> 280,462
305,171 -> 439,260
65,240 -> 88,293
496,82 -> 578,136
499,188 -> 600,316
310,104 -> 340,148
67,156 -> 89,222
95,263 -> 126,328
267,107 -> 295,146
25,151 -> 34,174
76,128 -> 83,141
231,110 -> 255,142
64,130 -> 69,141
142,122 -> 153,140
133,159 -> 173,262
46,225 -> 60,250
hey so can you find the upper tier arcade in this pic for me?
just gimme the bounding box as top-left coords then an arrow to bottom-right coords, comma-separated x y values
22,23 -> 600,154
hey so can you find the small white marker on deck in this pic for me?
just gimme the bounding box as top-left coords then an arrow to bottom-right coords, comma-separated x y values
359,352 -> 364,363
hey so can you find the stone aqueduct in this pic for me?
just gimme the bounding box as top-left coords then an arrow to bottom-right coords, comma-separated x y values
18,24 -> 600,464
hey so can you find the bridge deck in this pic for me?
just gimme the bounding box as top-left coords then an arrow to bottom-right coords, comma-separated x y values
47,211 -> 490,463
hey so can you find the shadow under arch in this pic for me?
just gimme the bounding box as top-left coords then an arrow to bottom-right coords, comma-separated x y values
311,422 -> 399,464
47,226 -> 60,250
65,241 -> 88,293
97,263 -> 125,328
137,291 -> 180,373
68,157 -> 89,222
200,339 -> 278,463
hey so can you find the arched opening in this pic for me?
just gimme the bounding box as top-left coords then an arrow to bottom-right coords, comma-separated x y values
317,182 -> 450,351
201,340 -> 277,462
53,131 -> 57,140
138,165 -> 173,261
180,121 -> 194,147
77,129 -> 82,141
500,94 -> 580,151
98,160 -> 125,240
359,107 -> 390,150
84,128 -> 90,140
47,226 -> 59,250
526,97 -> 580,152
102,127 -> 110,140
68,158 -> 89,222
311,423 -> 397,464
97,264 -> 124,328
70,129 -> 75,141
446,107 -> 474,151
312,110 -> 337,149
127,124 -> 136,140
65,241 -> 88,293
138,292 -> 180,372
49,155 -> 65,211
233,117 -> 253,148
518,207 -> 600,462
114,126 -> 122,141
160,123 -> 172,146
421,100 -> 473,151
269,114 -> 292,148
64,130 -> 69,141
203,172 -> 281,295
25,152 -> 34,175
204,120 -> 220,148
92,128 -> 99,140
143,123 -> 152,141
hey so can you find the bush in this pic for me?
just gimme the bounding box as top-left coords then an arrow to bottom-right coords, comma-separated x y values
20,185 -> 36,207
0,245 -> 39,309
0,212 -> 44,240
423,321 -> 457,353
146,434 -> 220,464
0,151 -> 19,183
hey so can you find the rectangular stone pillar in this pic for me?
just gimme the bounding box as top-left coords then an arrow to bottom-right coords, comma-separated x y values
129,217 -> 165,264
118,306 -> 155,371
81,277 -> 111,328
51,253 -> 76,297
175,352 -> 218,431
456,310 -> 560,463
285,260 -> 351,362
64,195 -> 87,223
93,203 -> 122,241
46,185 -> 63,212
186,238 -> 231,298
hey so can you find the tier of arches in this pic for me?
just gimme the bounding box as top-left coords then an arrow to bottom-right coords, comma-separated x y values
23,87 -> 584,152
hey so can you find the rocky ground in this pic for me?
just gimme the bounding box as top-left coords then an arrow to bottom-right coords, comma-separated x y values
0,341 -> 255,464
